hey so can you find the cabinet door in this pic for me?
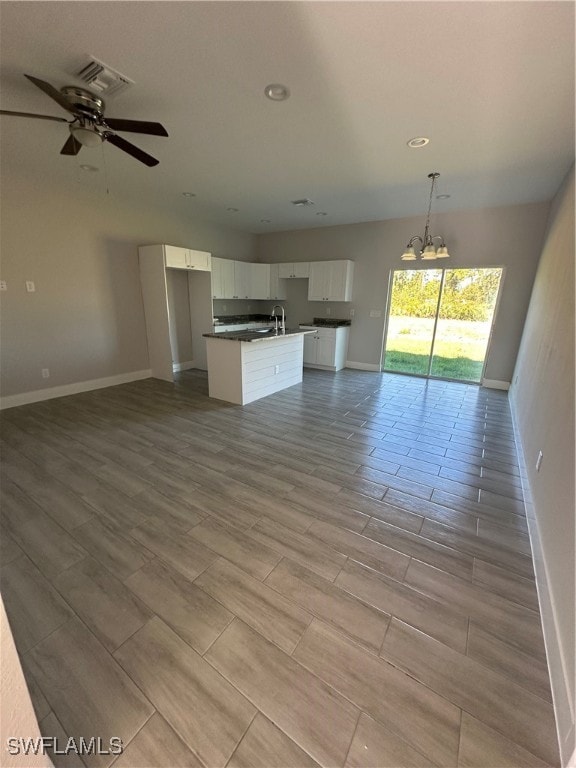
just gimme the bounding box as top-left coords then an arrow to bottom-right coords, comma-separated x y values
278,263 -> 293,279
303,333 -> 317,363
212,258 -> 234,298
328,260 -> 354,301
316,330 -> 337,366
333,328 -> 350,370
269,264 -> 287,300
308,262 -> 331,301
164,245 -> 189,269
250,264 -> 270,299
187,250 -> 211,271
232,261 -> 250,299
211,258 -> 223,298
292,262 -> 310,278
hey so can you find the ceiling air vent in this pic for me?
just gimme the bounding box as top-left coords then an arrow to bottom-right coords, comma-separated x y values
74,57 -> 134,98
291,198 -> 315,207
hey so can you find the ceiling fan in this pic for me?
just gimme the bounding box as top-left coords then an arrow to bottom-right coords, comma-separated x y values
0,74 -> 168,166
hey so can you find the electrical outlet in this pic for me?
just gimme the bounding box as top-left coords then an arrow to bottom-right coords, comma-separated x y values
326,307 -> 331,315
369,309 -> 382,318
274,365 -> 280,375
536,450 -> 543,472
349,308 -> 355,317
41,368 -> 50,379
222,304 -> 227,311
0,281 -> 6,291
26,281 -> 36,292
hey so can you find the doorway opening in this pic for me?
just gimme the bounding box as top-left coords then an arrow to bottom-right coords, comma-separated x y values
382,268 -> 504,383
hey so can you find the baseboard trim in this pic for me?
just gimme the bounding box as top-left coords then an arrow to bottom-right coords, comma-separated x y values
482,378 -> 510,390
0,369 -> 152,410
510,392 -> 573,765
173,360 -> 195,372
345,361 -> 380,372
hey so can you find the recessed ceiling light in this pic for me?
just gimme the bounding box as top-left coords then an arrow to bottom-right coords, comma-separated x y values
407,137 -> 430,148
291,198 -> 314,207
316,212 -> 328,216
182,192 -> 196,197
227,207 -> 239,212
436,194 -> 451,199
79,164 -> 98,172
264,84 -> 290,101
260,219 -> 272,223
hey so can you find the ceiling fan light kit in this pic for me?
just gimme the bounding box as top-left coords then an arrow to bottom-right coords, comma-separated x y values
0,74 -> 169,167
401,172 -> 451,261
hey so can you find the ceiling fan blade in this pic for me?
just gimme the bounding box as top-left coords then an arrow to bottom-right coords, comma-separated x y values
24,74 -> 76,114
60,134 -> 82,156
103,118 -> 168,137
105,133 -> 159,167
0,109 -> 69,123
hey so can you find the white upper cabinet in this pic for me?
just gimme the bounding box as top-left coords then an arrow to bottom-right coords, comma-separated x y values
308,260 -> 354,302
278,262 -> 310,279
250,263 -> 271,299
232,261 -> 251,299
164,245 -> 211,271
212,259 -> 266,299
211,257 -> 235,298
269,264 -> 287,300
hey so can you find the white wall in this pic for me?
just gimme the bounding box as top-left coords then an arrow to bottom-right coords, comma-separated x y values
509,165 -> 575,766
256,201 -> 550,382
0,170 -> 255,399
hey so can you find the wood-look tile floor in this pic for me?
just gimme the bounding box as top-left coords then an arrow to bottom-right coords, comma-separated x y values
0,370 -> 559,768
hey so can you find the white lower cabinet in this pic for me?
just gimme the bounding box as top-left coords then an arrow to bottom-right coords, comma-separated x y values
302,327 -> 349,371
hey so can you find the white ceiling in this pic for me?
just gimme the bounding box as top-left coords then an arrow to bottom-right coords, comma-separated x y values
1,1 -> 574,233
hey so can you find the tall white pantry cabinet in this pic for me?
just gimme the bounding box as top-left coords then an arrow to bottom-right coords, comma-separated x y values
139,244 -> 213,381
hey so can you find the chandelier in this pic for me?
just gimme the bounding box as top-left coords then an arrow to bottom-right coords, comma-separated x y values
401,172 -> 450,261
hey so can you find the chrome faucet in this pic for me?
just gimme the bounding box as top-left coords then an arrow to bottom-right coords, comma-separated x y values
271,304 -> 286,334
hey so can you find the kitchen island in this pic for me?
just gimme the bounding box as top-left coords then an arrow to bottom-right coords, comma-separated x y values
203,328 -> 313,405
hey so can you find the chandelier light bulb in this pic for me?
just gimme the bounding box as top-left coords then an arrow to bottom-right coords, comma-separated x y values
401,246 -> 418,261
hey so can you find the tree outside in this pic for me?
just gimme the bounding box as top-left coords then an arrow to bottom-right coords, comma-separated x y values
383,268 -> 503,381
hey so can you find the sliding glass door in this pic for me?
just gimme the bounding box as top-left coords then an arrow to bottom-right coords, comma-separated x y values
382,268 -> 503,383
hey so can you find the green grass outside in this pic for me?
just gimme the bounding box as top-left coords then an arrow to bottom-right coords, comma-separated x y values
383,317 -> 491,382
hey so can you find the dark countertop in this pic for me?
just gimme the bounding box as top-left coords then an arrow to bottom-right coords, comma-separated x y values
300,317 -> 351,328
213,314 -> 277,326
204,328 -> 313,343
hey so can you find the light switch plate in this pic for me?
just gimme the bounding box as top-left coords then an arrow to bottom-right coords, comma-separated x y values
26,281 -> 36,292
369,309 -> 382,318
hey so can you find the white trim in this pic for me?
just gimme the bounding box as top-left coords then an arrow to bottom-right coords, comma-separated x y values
510,394 -> 571,766
0,369 -> 152,410
173,360 -> 195,372
345,361 -> 380,372
481,378 -> 510,390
